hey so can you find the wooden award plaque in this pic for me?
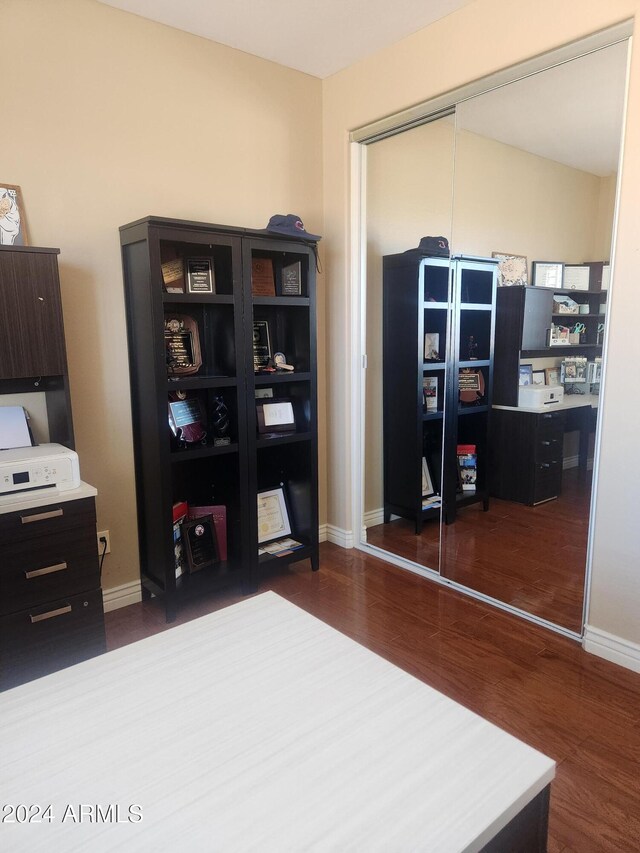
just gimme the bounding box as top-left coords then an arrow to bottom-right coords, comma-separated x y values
164,314 -> 203,376
251,258 -> 275,296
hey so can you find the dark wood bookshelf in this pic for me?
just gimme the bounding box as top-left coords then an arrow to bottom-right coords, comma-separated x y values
120,217 -> 319,621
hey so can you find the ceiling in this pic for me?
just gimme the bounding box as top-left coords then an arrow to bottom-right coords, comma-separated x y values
456,41 -> 628,177
98,0 -> 475,78
98,1 -> 627,175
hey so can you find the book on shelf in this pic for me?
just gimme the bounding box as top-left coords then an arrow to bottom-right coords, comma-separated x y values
422,495 -> 442,509
457,444 -> 477,491
172,502 -> 188,579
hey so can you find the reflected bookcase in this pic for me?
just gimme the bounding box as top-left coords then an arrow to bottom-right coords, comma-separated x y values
382,253 -> 497,530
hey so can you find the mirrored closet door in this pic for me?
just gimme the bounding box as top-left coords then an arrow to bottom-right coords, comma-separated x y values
359,37 -> 629,633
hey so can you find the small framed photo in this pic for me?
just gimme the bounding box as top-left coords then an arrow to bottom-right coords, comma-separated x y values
424,332 -> 440,361
0,184 -> 28,246
422,457 -> 435,497
532,370 -> 545,386
422,375 -> 438,412
492,253 -> 528,287
518,363 -> 533,386
257,487 -> 292,544
256,398 -> 296,435
545,367 -> 560,386
532,261 -> 564,289
186,258 -> 215,294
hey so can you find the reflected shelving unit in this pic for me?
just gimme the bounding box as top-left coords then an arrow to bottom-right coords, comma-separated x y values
382,252 -> 497,531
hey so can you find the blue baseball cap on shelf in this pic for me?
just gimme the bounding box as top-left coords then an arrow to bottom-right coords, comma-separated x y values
266,214 -> 321,242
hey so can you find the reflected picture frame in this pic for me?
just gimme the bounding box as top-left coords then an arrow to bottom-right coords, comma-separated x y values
518,363 -> 533,386
532,261 -> 564,289
422,457 -> 435,498
491,252 -> 528,287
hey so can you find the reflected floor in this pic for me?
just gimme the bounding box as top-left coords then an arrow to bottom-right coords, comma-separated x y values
366,468 -> 590,632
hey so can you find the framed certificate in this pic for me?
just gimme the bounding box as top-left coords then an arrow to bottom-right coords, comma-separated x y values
257,487 -> 292,544
532,261 -> 564,289
256,398 -> 296,434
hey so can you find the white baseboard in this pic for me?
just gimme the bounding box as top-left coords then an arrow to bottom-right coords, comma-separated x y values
325,524 -> 354,549
102,580 -> 142,613
583,625 -> 640,674
318,523 -> 329,543
363,509 -> 384,528
563,454 -> 594,470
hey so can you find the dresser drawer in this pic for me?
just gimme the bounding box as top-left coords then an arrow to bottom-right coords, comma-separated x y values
0,497 -> 96,543
0,528 -> 99,615
534,435 -> 563,463
532,460 -> 562,504
0,588 -> 106,691
535,411 -> 565,440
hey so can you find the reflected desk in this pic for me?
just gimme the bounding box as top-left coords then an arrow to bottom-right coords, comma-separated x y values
492,395 -> 599,504
0,592 -> 554,852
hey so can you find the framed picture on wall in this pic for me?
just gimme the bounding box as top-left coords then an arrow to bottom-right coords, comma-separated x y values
0,184 -> 28,246
545,367 -> 560,385
532,370 -> 545,386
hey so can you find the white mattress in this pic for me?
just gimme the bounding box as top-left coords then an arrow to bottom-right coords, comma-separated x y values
0,591 -> 554,851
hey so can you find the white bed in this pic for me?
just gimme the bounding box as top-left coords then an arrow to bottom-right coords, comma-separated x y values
0,592 -> 554,851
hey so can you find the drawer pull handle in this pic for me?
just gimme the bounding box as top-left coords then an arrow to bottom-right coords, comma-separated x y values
25,561 -> 68,579
30,604 -> 72,624
20,508 -> 64,525
541,440 -> 557,446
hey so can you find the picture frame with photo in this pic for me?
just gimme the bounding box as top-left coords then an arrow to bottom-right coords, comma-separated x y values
532,370 -> 546,386
422,457 -> 435,498
491,252 -> 528,287
518,363 -> 533,386
0,184 -> 28,246
545,367 -> 560,386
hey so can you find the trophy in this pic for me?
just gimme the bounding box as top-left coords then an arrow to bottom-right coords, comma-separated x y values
211,395 -> 231,446
467,335 -> 479,361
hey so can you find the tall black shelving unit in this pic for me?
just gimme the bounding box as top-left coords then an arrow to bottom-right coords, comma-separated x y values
382,252 -> 497,530
120,217 -> 319,621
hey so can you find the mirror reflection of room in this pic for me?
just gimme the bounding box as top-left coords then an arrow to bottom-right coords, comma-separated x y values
365,41 -> 627,633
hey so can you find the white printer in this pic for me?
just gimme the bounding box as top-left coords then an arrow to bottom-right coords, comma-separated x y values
518,384 -> 564,408
0,444 -> 81,497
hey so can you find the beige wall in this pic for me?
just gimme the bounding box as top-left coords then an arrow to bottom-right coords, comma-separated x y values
365,124 -> 610,513
3,0 -> 324,590
323,0 -> 640,649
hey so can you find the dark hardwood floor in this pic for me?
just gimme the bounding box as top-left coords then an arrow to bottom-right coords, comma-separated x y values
106,542 -> 640,852
367,467 -> 590,631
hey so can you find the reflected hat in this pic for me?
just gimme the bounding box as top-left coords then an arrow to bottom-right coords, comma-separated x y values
266,214 -> 322,242
415,236 -> 450,257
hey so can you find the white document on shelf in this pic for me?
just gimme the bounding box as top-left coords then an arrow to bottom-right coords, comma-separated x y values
601,264 -> 611,290
0,407 -> 32,450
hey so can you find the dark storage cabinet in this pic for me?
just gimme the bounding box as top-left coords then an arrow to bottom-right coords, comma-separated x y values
120,217 -> 319,621
382,253 -> 497,530
0,246 -> 104,691
0,497 -> 105,691
490,408 -> 564,505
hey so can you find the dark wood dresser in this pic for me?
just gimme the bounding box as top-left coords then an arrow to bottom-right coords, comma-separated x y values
0,245 -> 105,690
